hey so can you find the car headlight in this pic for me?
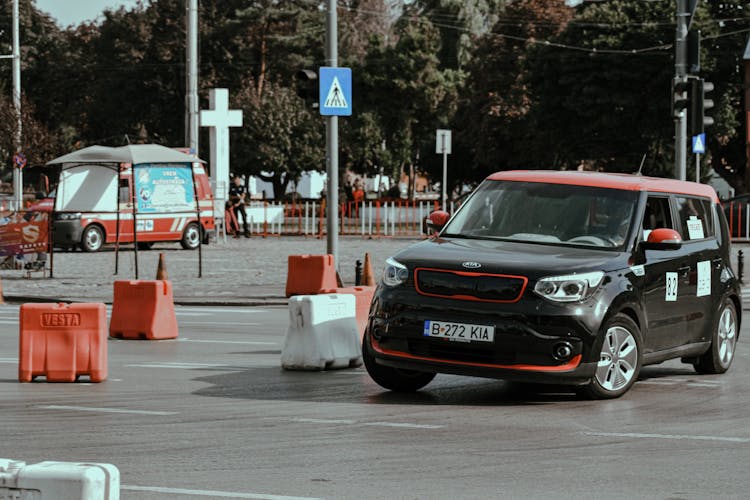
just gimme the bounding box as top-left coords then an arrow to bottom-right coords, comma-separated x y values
533,271 -> 604,303
55,212 -> 82,221
382,257 -> 409,287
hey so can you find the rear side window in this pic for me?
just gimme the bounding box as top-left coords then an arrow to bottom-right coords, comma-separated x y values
674,196 -> 714,240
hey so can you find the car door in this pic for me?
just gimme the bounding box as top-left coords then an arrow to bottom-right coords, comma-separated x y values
639,194 -> 689,353
672,195 -> 720,345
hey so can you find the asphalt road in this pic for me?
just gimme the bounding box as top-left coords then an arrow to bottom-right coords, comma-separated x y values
2,305 -> 750,500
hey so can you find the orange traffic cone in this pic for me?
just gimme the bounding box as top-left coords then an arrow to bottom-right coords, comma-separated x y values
362,252 -> 375,286
156,253 -> 168,281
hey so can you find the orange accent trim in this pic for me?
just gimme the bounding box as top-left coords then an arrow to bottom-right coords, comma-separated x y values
414,267 -> 528,304
371,338 -> 582,373
485,170 -> 719,203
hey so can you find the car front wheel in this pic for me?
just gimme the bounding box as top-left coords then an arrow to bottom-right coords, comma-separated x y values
694,298 -> 737,374
363,336 -> 436,392
578,313 -> 642,400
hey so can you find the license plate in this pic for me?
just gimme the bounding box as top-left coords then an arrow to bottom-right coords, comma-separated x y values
423,320 -> 495,343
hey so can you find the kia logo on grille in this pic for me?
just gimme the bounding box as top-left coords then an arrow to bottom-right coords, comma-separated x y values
462,261 -> 482,269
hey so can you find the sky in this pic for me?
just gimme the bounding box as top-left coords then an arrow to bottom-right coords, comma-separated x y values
35,0 -> 141,28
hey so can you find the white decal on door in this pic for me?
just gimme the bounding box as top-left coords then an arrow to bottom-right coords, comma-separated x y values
697,260 -> 711,297
665,272 -> 678,301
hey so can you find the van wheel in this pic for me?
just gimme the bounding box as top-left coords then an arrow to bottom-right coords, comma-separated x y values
180,222 -> 201,250
577,313 -> 642,400
363,336 -> 435,392
81,225 -> 104,252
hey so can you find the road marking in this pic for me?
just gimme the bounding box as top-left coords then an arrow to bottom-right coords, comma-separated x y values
38,405 -> 177,416
0,320 -> 18,325
639,379 -> 723,388
289,417 -> 443,430
178,338 -> 275,345
121,485 -> 320,499
583,431 -> 750,443
0,357 -> 17,363
178,321 -> 262,327
125,362 -> 227,369
175,307 -> 271,315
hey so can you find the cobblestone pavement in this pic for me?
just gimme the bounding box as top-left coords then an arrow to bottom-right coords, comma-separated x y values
0,236 -> 420,304
2,237 -> 748,306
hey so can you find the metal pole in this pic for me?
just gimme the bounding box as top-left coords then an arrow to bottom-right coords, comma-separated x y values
186,0 -> 199,154
442,152 -> 447,211
12,0 -> 22,209
674,0 -> 688,180
325,0 -> 339,270
695,153 -> 700,183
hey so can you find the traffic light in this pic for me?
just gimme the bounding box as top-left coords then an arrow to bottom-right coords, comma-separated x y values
672,77 -> 690,118
296,69 -> 319,108
690,78 -> 714,136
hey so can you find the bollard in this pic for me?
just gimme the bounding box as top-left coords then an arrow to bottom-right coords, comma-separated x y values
738,250 -> 744,284
355,260 -> 362,286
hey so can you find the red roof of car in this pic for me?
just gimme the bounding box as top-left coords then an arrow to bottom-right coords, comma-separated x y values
486,170 -> 719,202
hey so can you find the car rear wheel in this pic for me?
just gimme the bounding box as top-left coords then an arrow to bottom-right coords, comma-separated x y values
180,222 -> 201,250
363,336 -> 436,392
578,313 -> 642,400
694,298 -> 737,375
81,225 -> 104,252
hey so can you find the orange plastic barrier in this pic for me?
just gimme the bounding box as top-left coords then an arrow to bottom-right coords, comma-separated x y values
285,254 -> 338,297
19,302 -> 107,383
325,286 -> 376,338
109,280 -> 178,340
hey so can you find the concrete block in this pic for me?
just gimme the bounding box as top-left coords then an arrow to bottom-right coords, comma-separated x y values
0,459 -> 120,499
281,294 -> 363,370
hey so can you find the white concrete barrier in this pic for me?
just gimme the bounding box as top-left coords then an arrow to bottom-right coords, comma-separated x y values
0,458 -> 119,499
281,294 -> 363,370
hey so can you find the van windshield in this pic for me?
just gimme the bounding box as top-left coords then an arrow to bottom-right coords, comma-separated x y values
442,180 -> 638,249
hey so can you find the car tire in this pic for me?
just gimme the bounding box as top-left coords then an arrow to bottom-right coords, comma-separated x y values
578,313 -> 642,400
694,298 -> 738,375
80,225 -> 104,252
362,336 -> 436,392
180,222 -> 201,250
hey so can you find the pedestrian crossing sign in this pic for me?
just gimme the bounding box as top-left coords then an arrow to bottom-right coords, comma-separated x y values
692,133 -> 706,154
319,67 -> 352,116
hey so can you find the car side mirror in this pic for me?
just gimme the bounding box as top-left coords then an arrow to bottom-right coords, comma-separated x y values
641,228 -> 683,250
425,210 -> 450,235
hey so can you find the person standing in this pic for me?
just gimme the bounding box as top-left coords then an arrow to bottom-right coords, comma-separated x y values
229,176 -> 250,237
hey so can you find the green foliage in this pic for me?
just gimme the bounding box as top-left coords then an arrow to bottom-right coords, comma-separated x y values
231,80 -> 323,198
1,0 -> 748,196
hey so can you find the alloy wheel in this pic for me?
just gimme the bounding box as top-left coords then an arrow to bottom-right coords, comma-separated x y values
595,326 -> 638,392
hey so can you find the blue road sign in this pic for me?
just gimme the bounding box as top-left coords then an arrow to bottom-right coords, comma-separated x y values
692,133 -> 706,154
319,67 -> 352,116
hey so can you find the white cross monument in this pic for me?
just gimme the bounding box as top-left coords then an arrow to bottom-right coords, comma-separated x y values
200,88 -> 243,212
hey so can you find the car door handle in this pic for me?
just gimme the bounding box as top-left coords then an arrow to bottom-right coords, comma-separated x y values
678,266 -> 691,276
712,258 -> 722,269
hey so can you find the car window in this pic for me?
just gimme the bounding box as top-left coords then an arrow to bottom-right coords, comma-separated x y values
641,196 -> 672,241
443,180 -> 637,248
674,196 -> 714,240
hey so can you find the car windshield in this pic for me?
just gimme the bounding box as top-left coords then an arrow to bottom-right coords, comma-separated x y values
442,180 -> 638,248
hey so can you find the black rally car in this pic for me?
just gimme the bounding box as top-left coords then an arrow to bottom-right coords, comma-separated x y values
363,171 -> 741,399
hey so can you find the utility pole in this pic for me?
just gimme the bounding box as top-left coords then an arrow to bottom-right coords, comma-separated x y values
325,0 -> 339,271
674,0 -> 689,181
185,0 -> 199,154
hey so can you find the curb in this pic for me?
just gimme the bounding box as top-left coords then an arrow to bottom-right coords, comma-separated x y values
2,295 -> 288,307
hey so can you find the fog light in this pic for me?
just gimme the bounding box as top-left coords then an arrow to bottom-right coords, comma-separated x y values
553,342 -> 573,360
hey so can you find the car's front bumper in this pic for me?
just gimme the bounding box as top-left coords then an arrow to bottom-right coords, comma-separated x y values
366,285 -> 608,384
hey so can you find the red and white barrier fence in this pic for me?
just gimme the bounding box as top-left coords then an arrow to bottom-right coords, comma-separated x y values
243,199 -> 451,238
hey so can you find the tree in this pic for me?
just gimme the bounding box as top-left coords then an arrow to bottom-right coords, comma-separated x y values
231,79 -> 323,199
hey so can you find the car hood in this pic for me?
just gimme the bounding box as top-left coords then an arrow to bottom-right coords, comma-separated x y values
394,237 -> 628,278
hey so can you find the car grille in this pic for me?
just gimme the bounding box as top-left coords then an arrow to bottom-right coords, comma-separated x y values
415,268 -> 527,303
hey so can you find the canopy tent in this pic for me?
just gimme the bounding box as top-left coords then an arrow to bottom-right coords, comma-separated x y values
45,144 -> 207,279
